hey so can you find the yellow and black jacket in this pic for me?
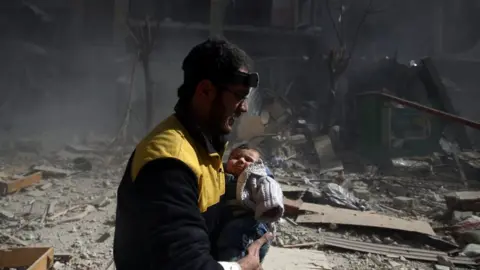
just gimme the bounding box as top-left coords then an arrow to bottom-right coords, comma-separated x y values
113,107 -> 228,270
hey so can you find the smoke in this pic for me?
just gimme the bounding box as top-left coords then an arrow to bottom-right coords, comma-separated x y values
1,0 -> 480,151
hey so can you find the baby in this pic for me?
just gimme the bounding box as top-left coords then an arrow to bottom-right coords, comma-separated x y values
216,144 -> 283,262
226,144 -> 272,178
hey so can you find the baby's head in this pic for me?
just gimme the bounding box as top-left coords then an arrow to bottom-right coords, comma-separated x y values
226,144 -> 261,177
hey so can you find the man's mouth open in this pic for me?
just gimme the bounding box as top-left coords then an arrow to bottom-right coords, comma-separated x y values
227,116 -> 236,126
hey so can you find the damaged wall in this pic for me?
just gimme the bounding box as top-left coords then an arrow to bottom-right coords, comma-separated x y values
2,0 -> 480,151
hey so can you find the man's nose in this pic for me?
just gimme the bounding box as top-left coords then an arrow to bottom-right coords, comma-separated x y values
239,100 -> 248,113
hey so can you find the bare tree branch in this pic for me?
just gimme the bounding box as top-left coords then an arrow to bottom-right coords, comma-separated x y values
326,0 -> 344,45
339,0 -> 346,45
348,0 -> 376,59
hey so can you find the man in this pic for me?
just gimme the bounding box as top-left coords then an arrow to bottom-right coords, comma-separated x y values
113,38 -> 271,270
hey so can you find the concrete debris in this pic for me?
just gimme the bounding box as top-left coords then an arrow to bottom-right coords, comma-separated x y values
92,196 -> 111,208
387,260 -> 403,269
436,255 -> 455,268
353,188 -> 370,201
451,211 -> 473,223
297,203 -> 435,235
379,181 -> 410,197
445,191 -> 480,212
54,261 -> 67,270
262,246 -> 331,269
434,265 -> 450,270
32,165 -> 74,178
39,182 -> 52,191
96,231 -> 111,243
323,235 -> 476,265
0,124 -> 479,269
392,196 -> 416,209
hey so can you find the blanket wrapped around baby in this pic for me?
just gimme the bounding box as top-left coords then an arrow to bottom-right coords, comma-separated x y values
236,160 -> 284,223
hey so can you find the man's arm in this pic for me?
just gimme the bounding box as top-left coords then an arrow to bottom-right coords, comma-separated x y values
134,158 -> 240,270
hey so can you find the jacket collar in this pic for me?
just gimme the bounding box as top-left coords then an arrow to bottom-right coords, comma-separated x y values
174,101 -> 227,156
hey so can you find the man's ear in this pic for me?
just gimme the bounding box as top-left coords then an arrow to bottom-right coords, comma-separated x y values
195,79 -> 216,101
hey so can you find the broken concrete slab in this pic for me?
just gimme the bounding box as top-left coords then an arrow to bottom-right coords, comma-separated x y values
39,182 -> 52,191
379,181 -> 409,197
452,211 -> 473,223
262,246 -> 331,270
313,135 -> 343,172
31,165 -> 74,178
0,209 -> 14,219
393,196 -> 416,209
353,189 -> 370,201
445,191 -> 480,212
298,203 -> 435,235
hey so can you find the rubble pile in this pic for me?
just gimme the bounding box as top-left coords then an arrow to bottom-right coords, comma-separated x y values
235,92 -> 480,269
1,124 -> 480,270
0,136 -> 132,270
263,147 -> 480,269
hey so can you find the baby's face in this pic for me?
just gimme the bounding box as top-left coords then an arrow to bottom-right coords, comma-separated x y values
226,149 -> 260,177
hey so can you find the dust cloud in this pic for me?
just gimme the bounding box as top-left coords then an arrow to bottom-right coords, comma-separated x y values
1,0 -> 479,149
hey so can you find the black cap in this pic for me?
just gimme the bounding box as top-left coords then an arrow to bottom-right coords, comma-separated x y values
178,38 -> 254,99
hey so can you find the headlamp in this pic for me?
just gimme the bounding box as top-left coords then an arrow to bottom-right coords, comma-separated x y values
228,71 -> 259,88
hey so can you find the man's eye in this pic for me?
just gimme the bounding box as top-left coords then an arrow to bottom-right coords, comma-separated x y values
235,93 -> 248,100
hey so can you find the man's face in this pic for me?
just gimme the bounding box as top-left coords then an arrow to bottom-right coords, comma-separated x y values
226,148 -> 260,177
208,68 -> 250,135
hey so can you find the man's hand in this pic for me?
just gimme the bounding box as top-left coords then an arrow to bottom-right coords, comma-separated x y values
237,233 -> 273,270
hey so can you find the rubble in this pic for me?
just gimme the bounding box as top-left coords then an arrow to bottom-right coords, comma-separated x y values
353,188 -> 370,201
445,191 -> 480,212
1,90 -> 480,270
238,95 -> 480,268
0,138 -> 126,269
0,172 -> 42,196
392,196 -> 416,209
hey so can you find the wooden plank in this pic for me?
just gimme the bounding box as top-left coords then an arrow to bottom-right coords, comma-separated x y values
0,172 -> 42,196
297,203 -> 435,235
28,247 -> 53,270
0,247 -> 53,270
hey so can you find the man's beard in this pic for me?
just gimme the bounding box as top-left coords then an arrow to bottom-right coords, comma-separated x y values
207,94 -> 229,136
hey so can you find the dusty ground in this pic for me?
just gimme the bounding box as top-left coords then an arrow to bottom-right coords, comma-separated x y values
0,142 -> 478,270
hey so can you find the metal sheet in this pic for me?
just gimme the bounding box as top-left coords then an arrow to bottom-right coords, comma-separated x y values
297,203 -> 435,235
323,236 -> 476,266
